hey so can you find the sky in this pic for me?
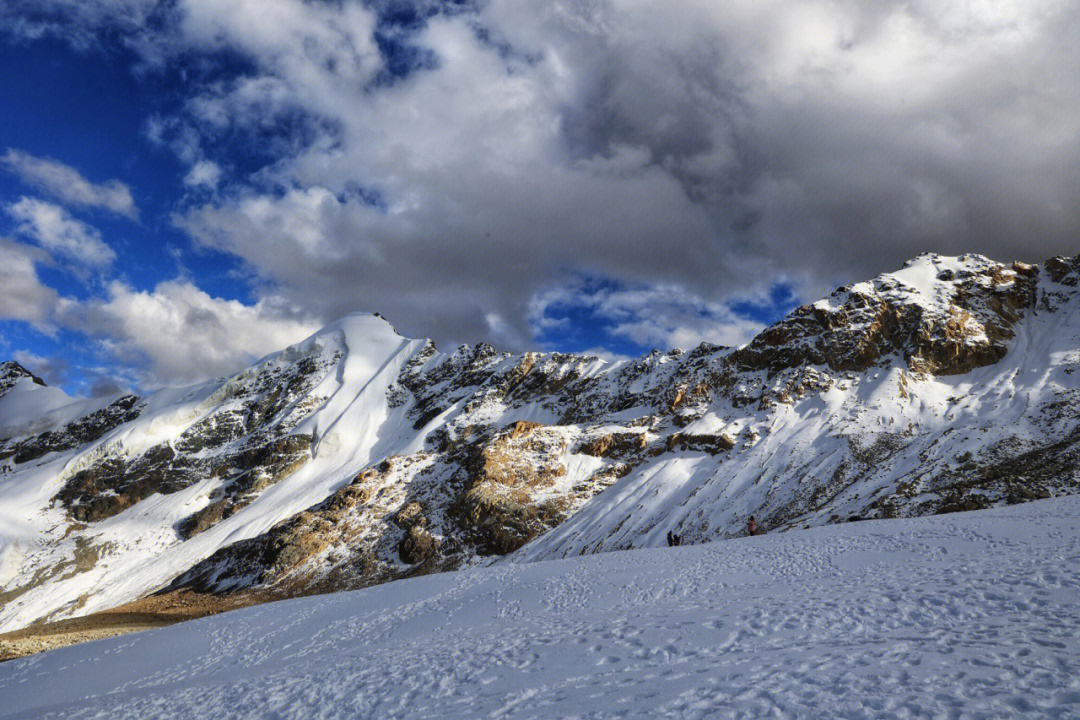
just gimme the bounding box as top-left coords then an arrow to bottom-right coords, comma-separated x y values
0,0 -> 1077,394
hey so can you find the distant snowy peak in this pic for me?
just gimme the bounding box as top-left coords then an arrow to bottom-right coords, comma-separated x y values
0,361 -> 45,397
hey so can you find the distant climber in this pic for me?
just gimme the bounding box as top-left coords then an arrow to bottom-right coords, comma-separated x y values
747,516 -> 758,536
666,531 -> 681,547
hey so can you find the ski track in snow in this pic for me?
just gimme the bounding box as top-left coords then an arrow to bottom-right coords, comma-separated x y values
2,497 -> 1079,719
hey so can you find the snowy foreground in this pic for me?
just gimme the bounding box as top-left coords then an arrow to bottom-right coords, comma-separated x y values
3,498 -> 1079,719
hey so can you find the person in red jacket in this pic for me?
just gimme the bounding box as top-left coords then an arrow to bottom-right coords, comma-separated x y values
747,516 -> 758,536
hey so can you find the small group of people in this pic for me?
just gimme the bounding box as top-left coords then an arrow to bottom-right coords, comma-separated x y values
666,517 -> 759,547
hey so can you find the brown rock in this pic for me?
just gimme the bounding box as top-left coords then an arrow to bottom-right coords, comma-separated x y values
666,432 -> 735,454
394,501 -> 428,530
399,526 -> 438,564
578,432 -> 648,458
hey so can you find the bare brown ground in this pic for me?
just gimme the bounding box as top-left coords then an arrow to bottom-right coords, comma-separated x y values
0,589 -> 276,662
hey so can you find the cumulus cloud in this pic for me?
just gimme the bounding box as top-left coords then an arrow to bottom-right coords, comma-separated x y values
7,197 -> 116,269
0,238 -> 319,387
183,160 -> 222,189
0,238 -> 59,327
4,0 -> 1080,362
168,0 -> 1080,351
2,150 -> 138,219
55,280 -> 321,386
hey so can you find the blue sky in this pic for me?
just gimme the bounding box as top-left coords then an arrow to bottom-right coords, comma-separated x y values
0,36 -> 262,392
0,37 -> 249,298
1,1 -> 1077,394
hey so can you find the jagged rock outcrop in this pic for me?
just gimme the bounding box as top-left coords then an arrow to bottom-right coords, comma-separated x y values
728,256 -> 1038,376
52,348 -> 335,527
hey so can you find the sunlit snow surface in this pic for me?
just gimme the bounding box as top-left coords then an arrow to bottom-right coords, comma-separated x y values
2,497 -> 1078,719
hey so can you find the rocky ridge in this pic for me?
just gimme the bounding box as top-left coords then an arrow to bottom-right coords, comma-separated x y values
0,362 -> 44,397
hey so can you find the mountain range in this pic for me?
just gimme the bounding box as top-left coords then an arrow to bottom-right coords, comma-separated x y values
2,251 -> 1079,639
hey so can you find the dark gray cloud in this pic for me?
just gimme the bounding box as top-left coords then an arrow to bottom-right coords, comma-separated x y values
87,375 -> 126,397
167,0 -> 1080,352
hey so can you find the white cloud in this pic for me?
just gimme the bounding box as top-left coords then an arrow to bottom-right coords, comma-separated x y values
0,238 -> 59,328
56,280 -> 321,386
0,238 -> 319,388
1,149 -> 137,219
167,0 -> 1080,352
179,0 -> 382,86
7,197 -> 116,269
183,160 -> 222,188
528,280 -> 770,352
624,287 -> 763,349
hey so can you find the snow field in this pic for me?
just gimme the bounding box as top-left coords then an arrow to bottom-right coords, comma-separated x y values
2,496 -> 1078,719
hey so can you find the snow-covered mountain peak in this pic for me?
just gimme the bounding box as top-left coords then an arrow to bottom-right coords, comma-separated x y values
0,362 -> 118,442
0,361 -> 45,398
295,311 -> 404,350
249,311 -> 409,375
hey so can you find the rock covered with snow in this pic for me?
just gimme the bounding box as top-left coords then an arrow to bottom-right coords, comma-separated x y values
0,361 -> 44,398
732,253 -> 1038,376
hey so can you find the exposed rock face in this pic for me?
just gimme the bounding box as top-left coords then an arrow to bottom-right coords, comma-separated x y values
167,423 -> 582,597
52,348 -> 335,527
450,421 -> 570,555
165,455 -> 439,595
174,434 -> 315,538
665,431 -> 735,455
6,256 -> 1080,633
57,443 -> 191,523
728,255 -> 1038,377
579,432 -> 649,458
399,526 -> 438,565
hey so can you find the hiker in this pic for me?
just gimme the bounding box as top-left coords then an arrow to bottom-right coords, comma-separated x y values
666,531 -> 681,547
747,516 -> 758,536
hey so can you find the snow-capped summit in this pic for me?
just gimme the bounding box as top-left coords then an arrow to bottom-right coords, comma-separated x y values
0,361 -> 45,397
3,253 -> 1080,639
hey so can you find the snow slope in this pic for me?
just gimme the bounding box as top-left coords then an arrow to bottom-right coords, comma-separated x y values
0,314 -> 430,629
1,496 -> 1077,719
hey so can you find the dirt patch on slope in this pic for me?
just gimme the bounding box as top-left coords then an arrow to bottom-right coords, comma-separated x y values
0,590 -> 266,662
